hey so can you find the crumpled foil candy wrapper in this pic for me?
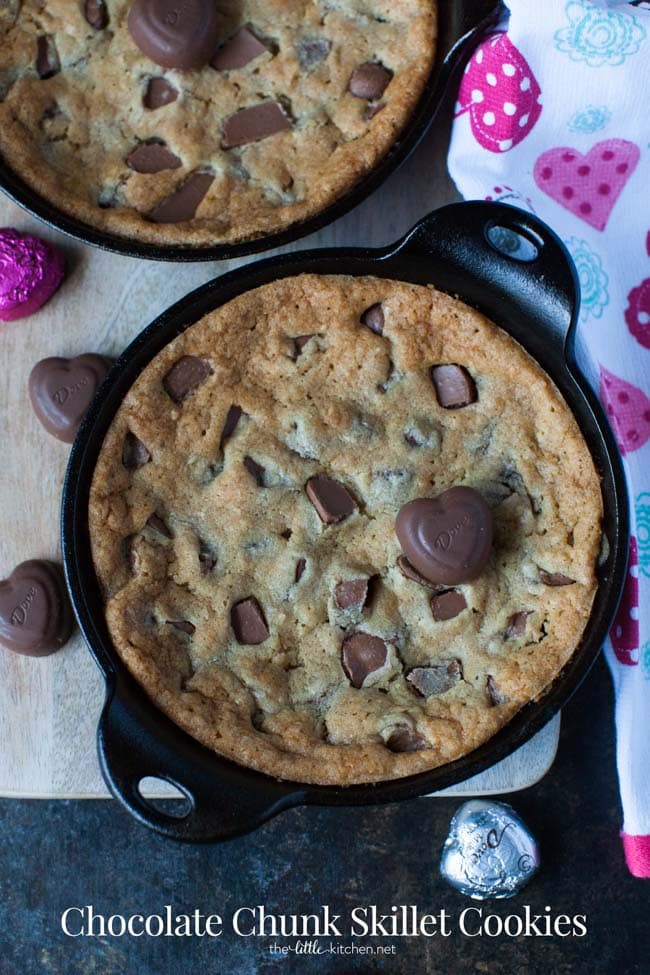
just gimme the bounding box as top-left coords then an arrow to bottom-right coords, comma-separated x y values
0,228 -> 65,321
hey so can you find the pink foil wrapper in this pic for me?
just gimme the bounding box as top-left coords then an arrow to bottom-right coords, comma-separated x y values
0,228 -> 65,322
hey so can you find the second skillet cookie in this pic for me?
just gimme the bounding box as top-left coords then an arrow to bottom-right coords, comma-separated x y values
88,273 -> 603,787
0,0 -> 436,246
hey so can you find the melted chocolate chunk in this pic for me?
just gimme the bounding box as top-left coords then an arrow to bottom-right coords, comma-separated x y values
306,475 -> 357,525
505,611 -> 531,638
386,726 -> 427,753
290,334 -> 317,359
84,0 -> 109,30
222,101 -> 291,149
122,431 -> 151,469
407,660 -> 462,698
430,589 -> 467,622
363,101 -> 386,121
334,578 -> 369,611
212,26 -> 270,70
395,486 -> 493,586
162,355 -> 212,403
128,0 -> 219,70
36,36 -> 60,79
148,172 -> 214,223
146,513 -> 172,538
144,76 -> 178,109
231,596 -> 269,645
0,560 -> 73,657
243,456 -> 265,486
539,570 -> 575,587
487,675 -> 507,706
430,364 -> 477,409
341,632 -> 387,688
219,404 -> 243,449
295,558 -> 306,583
167,619 -> 195,635
126,141 -> 182,173
296,37 -> 330,70
198,539 -> 217,574
360,302 -> 384,335
348,62 -> 392,100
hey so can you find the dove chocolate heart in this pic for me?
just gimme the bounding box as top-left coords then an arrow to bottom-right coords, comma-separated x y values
395,487 -> 493,586
29,355 -> 113,443
0,561 -> 73,656
128,0 -> 220,70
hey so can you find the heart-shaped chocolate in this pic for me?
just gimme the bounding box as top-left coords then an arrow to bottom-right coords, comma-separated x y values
29,354 -> 113,442
0,560 -> 73,656
395,486 -> 493,586
128,0 -> 220,70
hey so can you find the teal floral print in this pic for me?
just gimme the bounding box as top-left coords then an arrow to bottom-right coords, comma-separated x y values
636,492 -> 650,579
555,1 -> 646,67
565,237 -> 609,322
642,642 -> 650,680
568,105 -> 611,134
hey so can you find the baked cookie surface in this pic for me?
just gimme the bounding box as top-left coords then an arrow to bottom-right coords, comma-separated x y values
89,274 -> 602,785
0,0 -> 436,246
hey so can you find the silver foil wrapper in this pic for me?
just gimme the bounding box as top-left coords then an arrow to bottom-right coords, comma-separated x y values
440,800 -> 540,899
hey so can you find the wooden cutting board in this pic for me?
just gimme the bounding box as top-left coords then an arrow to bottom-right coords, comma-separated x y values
0,136 -> 560,798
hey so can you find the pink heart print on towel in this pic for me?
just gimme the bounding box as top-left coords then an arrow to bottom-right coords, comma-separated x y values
610,538 -> 639,667
455,31 -> 542,153
625,276 -> 650,349
600,366 -> 650,455
534,140 -> 640,231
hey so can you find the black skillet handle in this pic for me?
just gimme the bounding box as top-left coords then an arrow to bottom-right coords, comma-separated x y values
98,677 -> 300,842
395,201 -> 580,363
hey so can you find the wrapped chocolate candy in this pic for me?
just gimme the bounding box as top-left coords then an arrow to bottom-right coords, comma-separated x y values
0,228 -> 65,321
440,800 -> 540,899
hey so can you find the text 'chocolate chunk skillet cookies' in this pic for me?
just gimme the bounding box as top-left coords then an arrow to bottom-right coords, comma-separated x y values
88,274 -> 603,786
0,0 -> 436,246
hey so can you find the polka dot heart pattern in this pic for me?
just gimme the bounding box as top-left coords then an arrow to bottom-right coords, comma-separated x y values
600,366 -> 650,455
625,276 -> 650,350
455,31 -> 542,154
610,538 -> 639,667
533,139 -> 640,231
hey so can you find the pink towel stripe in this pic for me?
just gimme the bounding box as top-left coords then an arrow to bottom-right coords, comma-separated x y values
621,833 -> 650,878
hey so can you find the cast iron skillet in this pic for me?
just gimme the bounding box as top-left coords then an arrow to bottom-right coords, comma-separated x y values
0,0 -> 503,261
62,202 -> 629,841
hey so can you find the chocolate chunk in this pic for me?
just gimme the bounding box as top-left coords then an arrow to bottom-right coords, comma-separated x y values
296,37 -> 330,70
128,0 -> 219,69
148,171 -> 214,223
167,620 -> 195,635
306,475 -> 357,525
84,0 -> 109,30
144,76 -> 178,109
198,539 -> 217,574
222,101 -> 291,149
162,355 -> 212,403
430,364 -> 477,409
28,354 -> 112,443
397,555 -> 438,589
363,101 -> 386,121
146,513 -> 172,538
341,632 -> 387,688
430,589 -> 467,621
0,560 -> 73,657
291,334 -> 317,360
231,596 -> 269,645
121,535 -> 137,571
407,660 -> 462,697
396,486 -> 493,586
211,26 -> 270,71
243,456 -> 265,486
539,570 -> 575,587
36,36 -> 60,79
360,303 -> 384,335
334,578 -> 368,611
122,431 -> 151,469
348,62 -> 392,100
505,610 -> 531,638
295,557 -> 306,582
126,141 -> 182,173
386,726 -> 427,753
487,675 -> 507,706
220,404 -> 243,448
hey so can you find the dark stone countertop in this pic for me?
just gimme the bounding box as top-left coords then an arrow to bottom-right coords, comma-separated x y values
1,654 -> 648,975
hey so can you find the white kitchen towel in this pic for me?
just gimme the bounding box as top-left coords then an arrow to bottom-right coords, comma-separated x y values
448,0 -> 650,876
